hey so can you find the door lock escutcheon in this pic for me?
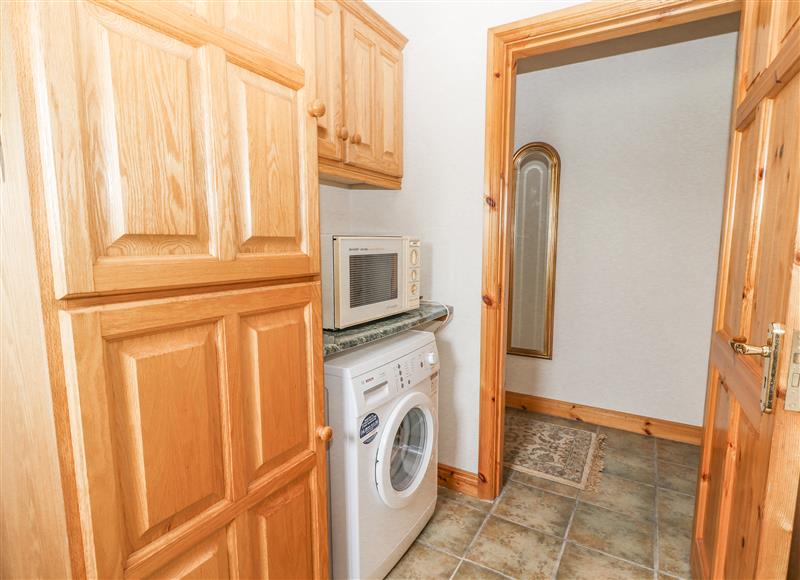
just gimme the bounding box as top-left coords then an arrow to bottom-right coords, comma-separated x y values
786,331 -> 800,413
730,323 -> 785,413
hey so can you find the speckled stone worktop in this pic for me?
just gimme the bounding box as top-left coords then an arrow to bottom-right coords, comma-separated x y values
323,303 -> 451,358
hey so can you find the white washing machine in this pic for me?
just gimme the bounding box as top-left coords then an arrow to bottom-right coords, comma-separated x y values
325,330 -> 439,579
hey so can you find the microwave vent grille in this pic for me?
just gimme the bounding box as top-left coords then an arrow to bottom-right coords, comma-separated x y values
349,253 -> 398,308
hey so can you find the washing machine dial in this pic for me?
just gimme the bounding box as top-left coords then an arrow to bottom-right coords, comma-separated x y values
425,352 -> 439,365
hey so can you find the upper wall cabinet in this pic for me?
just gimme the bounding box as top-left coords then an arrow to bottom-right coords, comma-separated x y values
314,0 -> 344,161
11,1 -> 320,299
314,0 -> 406,189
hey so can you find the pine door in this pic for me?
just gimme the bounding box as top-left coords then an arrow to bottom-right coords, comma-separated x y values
61,282 -> 328,578
11,0 -> 320,299
691,1 -> 800,578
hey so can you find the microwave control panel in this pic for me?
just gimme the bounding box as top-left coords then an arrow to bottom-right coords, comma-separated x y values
405,238 -> 421,308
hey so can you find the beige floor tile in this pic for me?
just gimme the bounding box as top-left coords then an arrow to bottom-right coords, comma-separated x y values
438,486 -> 494,513
493,481 -> 575,537
557,543 -> 653,580
599,427 -> 655,458
656,440 -> 700,467
578,472 -> 655,520
386,542 -> 460,579
508,469 -> 580,499
502,467 -> 513,488
602,445 -> 656,484
466,516 -> 562,579
658,461 -> 698,496
657,489 -> 694,578
452,561 -> 508,579
568,502 -> 654,567
657,488 -> 695,527
658,522 -> 692,578
417,497 -> 487,556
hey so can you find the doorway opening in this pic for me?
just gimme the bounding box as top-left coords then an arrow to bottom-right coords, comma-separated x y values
479,2 -> 800,577
478,1 -> 742,500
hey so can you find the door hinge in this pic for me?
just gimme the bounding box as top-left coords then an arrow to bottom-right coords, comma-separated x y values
786,330 -> 800,412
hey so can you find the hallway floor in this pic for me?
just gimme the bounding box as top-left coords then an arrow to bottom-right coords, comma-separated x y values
387,413 -> 701,579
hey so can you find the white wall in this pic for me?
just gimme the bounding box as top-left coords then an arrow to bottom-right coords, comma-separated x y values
320,2 -> 736,472
505,31 -> 738,426
321,0 -> 581,472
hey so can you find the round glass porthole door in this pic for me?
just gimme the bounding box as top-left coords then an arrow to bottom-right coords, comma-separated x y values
390,407 -> 427,491
376,392 -> 435,508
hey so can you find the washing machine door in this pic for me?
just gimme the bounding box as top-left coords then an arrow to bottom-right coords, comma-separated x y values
375,391 -> 436,509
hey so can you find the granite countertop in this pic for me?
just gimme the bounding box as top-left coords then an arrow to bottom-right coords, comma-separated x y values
323,303 -> 451,358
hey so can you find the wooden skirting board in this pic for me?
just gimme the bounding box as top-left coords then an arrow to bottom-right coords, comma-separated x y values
506,391 -> 702,445
437,463 -> 480,497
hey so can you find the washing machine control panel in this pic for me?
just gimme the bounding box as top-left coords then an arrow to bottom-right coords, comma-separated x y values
353,343 -> 440,413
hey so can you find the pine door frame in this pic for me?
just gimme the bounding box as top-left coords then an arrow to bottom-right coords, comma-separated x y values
478,0 -> 742,500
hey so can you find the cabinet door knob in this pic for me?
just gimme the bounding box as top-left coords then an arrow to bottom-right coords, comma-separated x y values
317,425 -> 334,442
350,133 -> 362,145
337,126 -> 350,141
308,99 -> 326,118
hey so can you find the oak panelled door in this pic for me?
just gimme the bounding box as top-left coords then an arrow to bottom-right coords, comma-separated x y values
13,0 -> 320,299
60,283 -> 328,579
9,0 -> 329,578
692,1 -> 800,578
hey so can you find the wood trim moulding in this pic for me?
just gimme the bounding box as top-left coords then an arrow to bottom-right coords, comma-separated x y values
735,21 -> 800,129
506,391 -> 702,445
92,0 -> 305,90
478,0 -> 740,501
340,0 -> 408,48
319,158 -> 402,190
437,463 -> 480,498
491,0 -> 741,54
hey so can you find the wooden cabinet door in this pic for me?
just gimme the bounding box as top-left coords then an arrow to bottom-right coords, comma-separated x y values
60,282 -> 328,578
343,11 -> 381,173
315,0 -> 344,161
691,2 -> 800,578
375,40 -> 403,177
11,1 -> 319,299
342,11 -> 403,177
222,0 -> 295,64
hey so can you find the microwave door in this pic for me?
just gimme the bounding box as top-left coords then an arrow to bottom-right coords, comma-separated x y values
335,237 -> 405,328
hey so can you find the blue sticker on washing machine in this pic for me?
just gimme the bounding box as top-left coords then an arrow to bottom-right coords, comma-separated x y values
359,412 -> 379,444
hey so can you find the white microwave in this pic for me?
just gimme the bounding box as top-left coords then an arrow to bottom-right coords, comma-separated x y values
321,235 -> 421,329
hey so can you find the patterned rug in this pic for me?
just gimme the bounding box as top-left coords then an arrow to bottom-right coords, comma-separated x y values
504,409 -> 605,490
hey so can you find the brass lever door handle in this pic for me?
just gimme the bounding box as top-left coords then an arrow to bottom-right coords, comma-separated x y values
731,323 -> 785,413
729,338 -> 771,357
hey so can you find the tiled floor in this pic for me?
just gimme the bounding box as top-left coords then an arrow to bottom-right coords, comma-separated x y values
387,414 -> 701,580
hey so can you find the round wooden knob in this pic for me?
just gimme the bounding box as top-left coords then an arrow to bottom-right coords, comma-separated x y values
307,99 -> 326,118
317,426 -> 333,442
337,126 -> 350,141
351,133 -> 362,145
